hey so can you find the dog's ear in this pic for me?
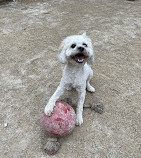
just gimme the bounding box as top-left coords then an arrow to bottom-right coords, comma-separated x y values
88,55 -> 94,64
87,48 -> 94,64
58,41 -> 67,64
82,32 -> 87,37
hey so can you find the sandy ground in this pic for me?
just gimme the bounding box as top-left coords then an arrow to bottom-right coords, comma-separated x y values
0,0 -> 141,157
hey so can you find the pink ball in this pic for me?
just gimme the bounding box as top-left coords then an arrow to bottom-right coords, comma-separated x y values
41,101 -> 76,137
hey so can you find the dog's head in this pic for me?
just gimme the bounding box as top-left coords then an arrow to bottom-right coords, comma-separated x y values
58,32 -> 94,65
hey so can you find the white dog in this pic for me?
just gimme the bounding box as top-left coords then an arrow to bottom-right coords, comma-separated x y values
44,32 -> 95,126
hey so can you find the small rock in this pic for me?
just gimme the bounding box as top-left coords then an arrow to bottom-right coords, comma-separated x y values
44,138 -> 60,155
4,123 -> 8,128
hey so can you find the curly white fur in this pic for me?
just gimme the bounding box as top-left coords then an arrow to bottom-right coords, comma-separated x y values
44,32 -> 95,126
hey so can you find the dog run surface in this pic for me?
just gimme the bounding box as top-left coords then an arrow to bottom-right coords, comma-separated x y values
0,0 -> 141,157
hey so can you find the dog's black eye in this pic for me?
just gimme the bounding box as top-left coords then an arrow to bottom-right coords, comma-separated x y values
83,43 -> 87,47
71,44 -> 76,48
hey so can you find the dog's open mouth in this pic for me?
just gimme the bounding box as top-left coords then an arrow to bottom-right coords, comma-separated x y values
72,53 -> 87,63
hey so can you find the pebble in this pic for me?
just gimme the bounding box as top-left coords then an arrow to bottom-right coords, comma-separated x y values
4,123 -> 8,128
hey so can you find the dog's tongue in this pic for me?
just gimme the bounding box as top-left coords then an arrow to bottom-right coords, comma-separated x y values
73,56 -> 85,63
74,56 -> 85,60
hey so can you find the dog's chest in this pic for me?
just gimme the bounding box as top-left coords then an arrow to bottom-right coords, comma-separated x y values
63,69 -> 85,88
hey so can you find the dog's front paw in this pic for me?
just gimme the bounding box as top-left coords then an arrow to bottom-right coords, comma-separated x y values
76,116 -> 83,126
44,105 -> 54,116
87,86 -> 95,93
90,87 -> 95,92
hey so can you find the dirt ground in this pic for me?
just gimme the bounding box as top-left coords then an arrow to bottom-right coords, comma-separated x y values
0,0 -> 141,157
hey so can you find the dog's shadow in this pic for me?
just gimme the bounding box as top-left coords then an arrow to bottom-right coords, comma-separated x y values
59,88 -> 104,114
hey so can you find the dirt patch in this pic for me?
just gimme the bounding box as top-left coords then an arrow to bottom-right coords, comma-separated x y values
0,0 -> 141,157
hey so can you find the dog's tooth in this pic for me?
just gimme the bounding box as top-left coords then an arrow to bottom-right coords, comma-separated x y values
77,59 -> 84,63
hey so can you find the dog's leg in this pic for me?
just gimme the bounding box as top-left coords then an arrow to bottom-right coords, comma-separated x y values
86,69 -> 95,92
44,84 -> 65,116
76,89 -> 86,126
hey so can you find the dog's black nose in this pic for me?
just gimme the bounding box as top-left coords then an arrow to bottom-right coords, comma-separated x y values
78,47 -> 84,52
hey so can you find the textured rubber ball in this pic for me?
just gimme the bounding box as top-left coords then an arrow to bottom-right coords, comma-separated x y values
41,101 -> 76,137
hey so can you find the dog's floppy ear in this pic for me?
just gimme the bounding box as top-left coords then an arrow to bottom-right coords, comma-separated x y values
58,41 -> 67,64
87,48 -> 94,64
88,55 -> 94,64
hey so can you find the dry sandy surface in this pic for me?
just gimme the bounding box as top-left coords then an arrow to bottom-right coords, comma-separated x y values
0,0 -> 141,157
